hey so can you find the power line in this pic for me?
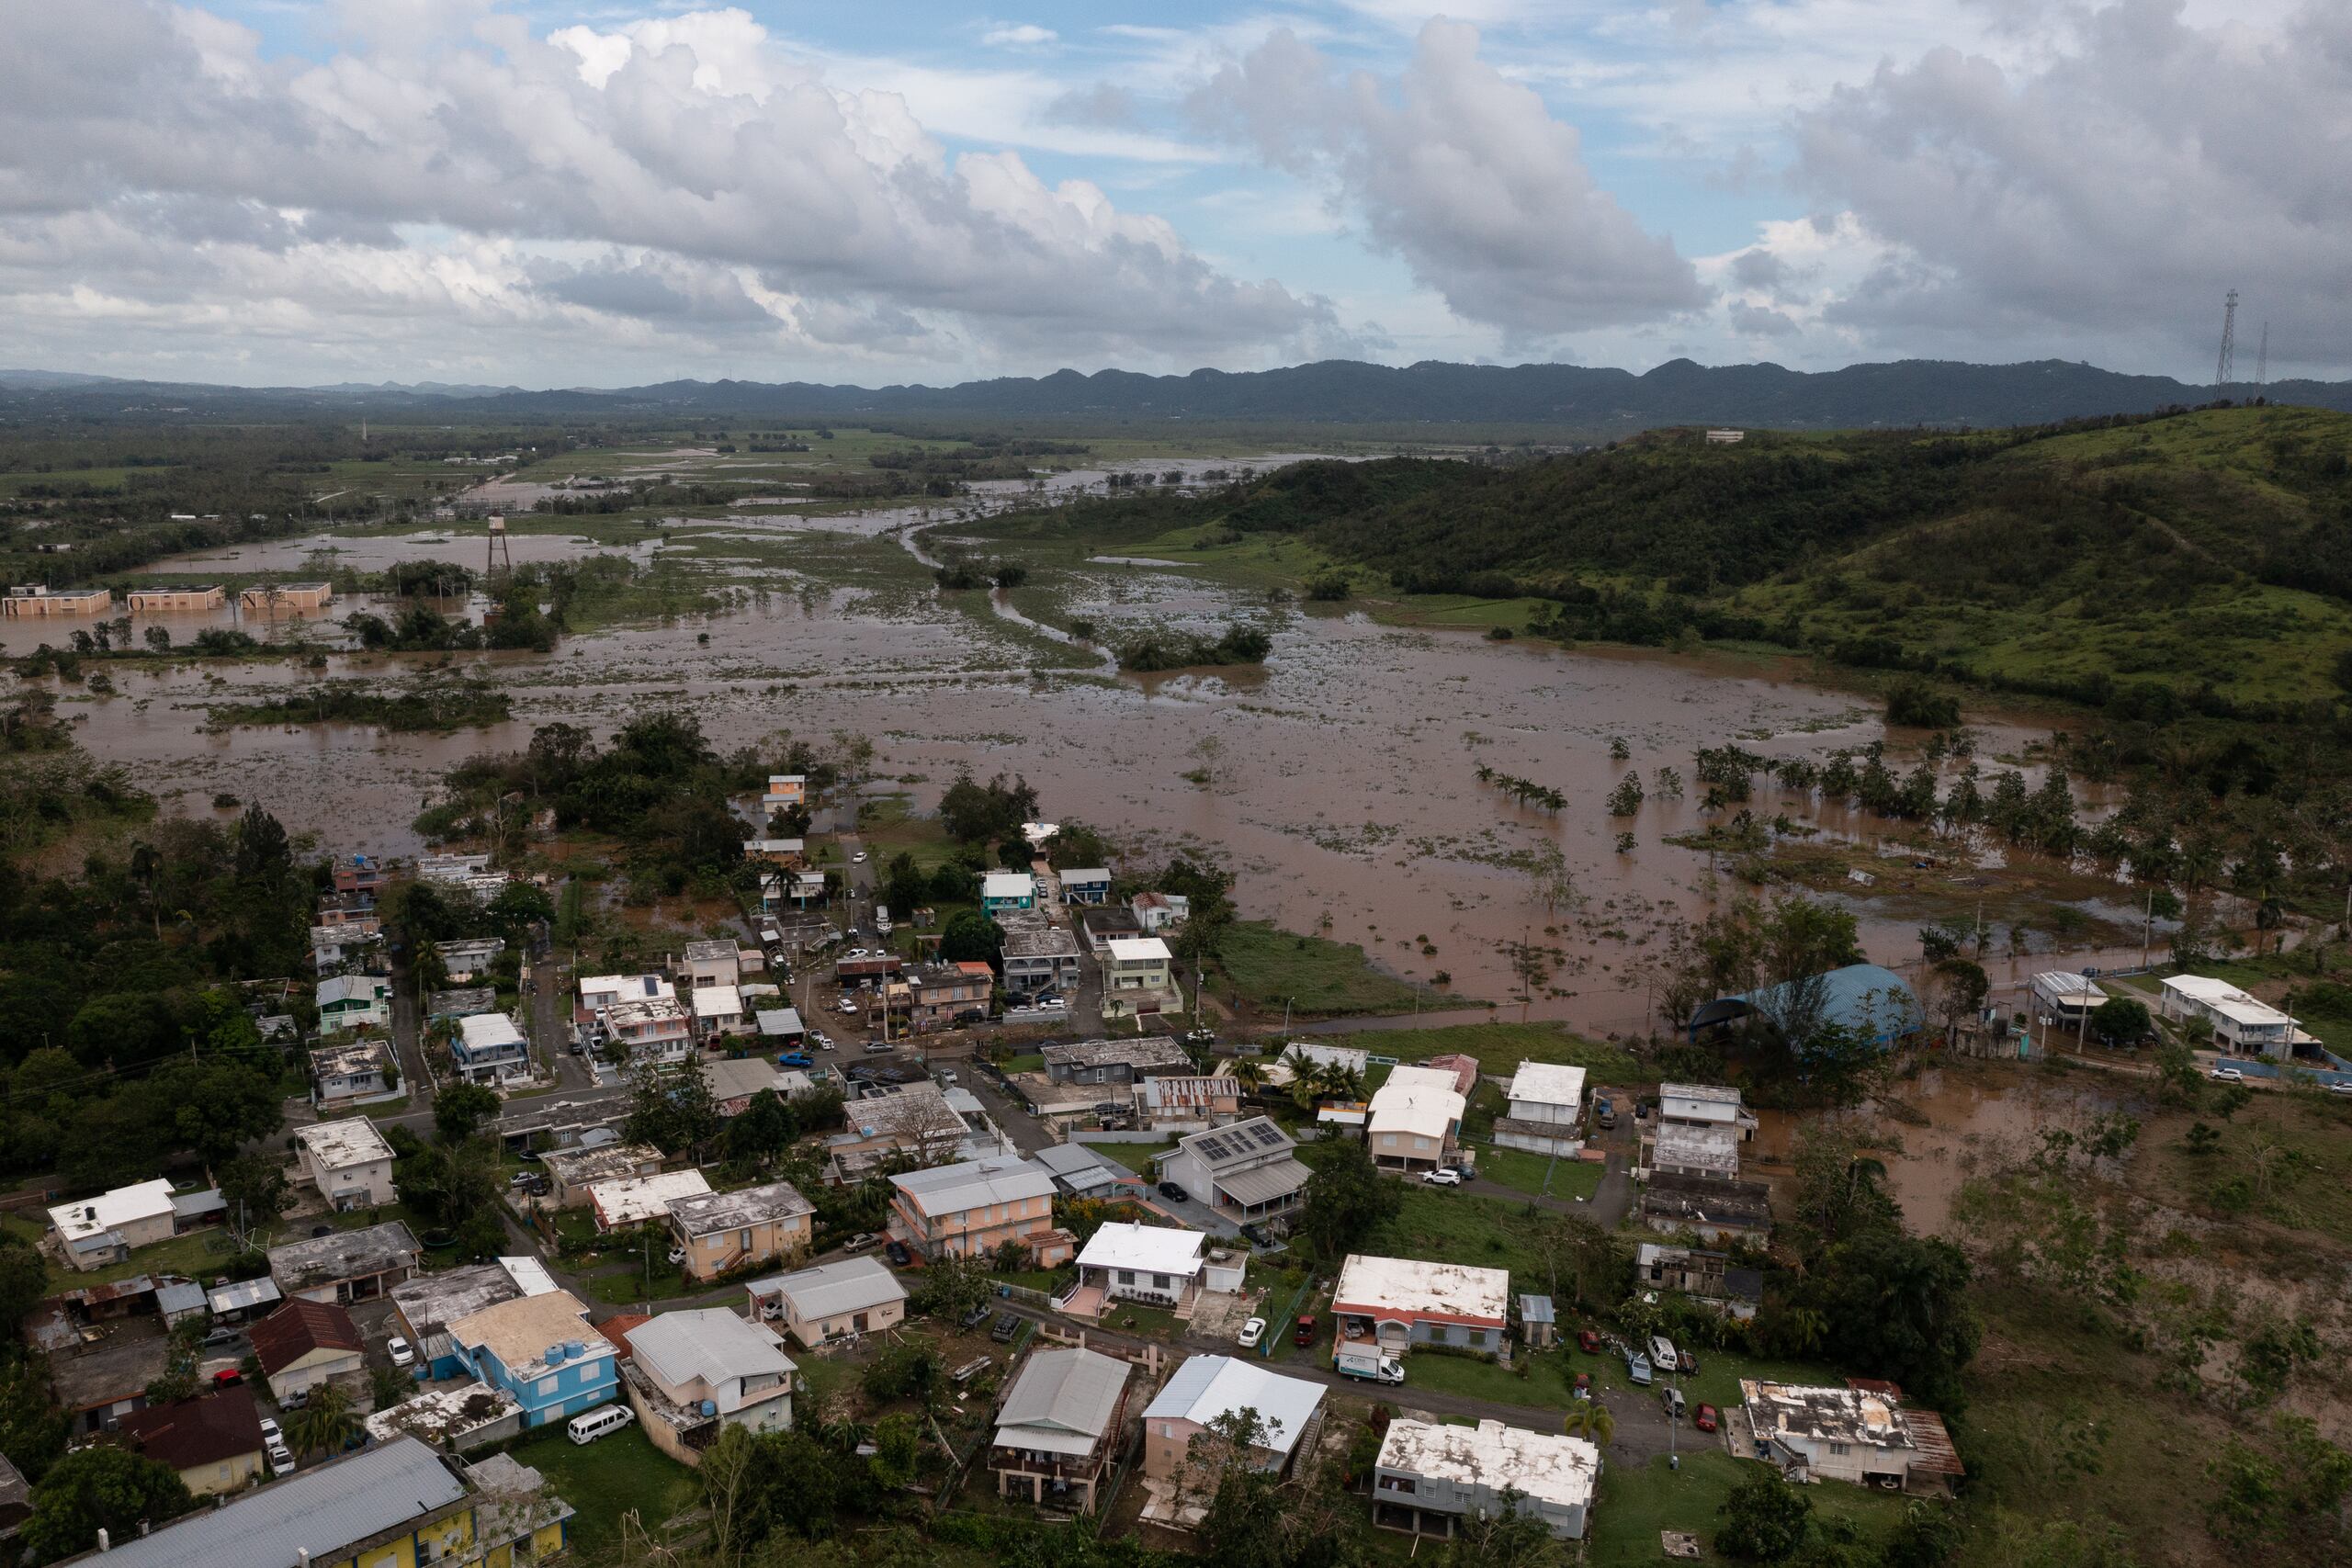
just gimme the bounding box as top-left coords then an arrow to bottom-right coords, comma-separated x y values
2214,289 -> 2238,390
2256,321 -> 2268,394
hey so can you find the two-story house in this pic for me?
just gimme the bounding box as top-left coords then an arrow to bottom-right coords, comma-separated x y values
1495,1061 -> 1586,1158
1055,868 -> 1112,906
1101,937 -> 1176,1019
315,974 -> 390,1035
678,938 -> 743,993
1159,1116 -> 1309,1224
295,1118 -> 398,1208
1001,926 -> 1083,998
446,1289 -> 617,1429
434,937 -> 506,985
1634,1242 -> 1763,1320
664,1180 -> 813,1282
1040,1037 -> 1193,1087
267,1222 -> 419,1306
888,1156 -> 1066,1264
600,997 -> 693,1066
981,871 -> 1038,915
452,1012 -> 534,1085
1141,1355 -> 1324,1485
905,961 -> 992,1032
622,1309 -> 797,1466
1374,1418 -> 1599,1541
577,972 -> 675,1024
311,1037 -> 397,1108
1365,1066 -> 1465,1175
990,1348 -> 1132,1510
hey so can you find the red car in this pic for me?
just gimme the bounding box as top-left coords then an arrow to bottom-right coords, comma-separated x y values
1693,1404 -> 1719,1434
1576,1328 -> 1601,1355
1294,1315 -> 1318,1348
210,1368 -> 243,1388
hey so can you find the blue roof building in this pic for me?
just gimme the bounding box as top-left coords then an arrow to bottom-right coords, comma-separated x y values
1688,963 -> 1923,1049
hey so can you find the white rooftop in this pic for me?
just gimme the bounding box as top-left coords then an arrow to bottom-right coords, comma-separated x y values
2161,974 -> 2247,1000
590,1169 -> 714,1228
982,872 -> 1036,898
628,1308 -> 797,1390
1378,1418 -> 1599,1512
297,1117 -> 394,1170
1105,937 -> 1171,964
581,973 -> 674,1003
499,1256 -> 560,1296
1333,1254 -> 1510,1324
1653,1121 -> 1743,1168
49,1179 -> 176,1245
1077,1222 -> 1209,1279
1142,1355 -> 1325,1460
1507,1061 -> 1587,1109
693,984 -> 743,1019
458,1013 -> 526,1050
1367,1065 -> 1465,1140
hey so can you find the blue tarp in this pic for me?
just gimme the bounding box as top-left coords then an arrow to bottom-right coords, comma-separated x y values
1690,963 -> 1924,1048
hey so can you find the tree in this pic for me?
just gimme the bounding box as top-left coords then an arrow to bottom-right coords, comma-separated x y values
624,1061 -> 721,1160
1806,1230 -> 1981,1415
910,1251 -> 995,1324
21,1444 -> 194,1562
434,1081 -> 503,1145
1928,959 -> 1989,1042
1560,1400 -> 1615,1446
0,1357 -> 70,1485
725,1089 -> 795,1168
2088,997 -> 2152,1046
937,909 -> 1004,968
1450,1489 -> 1566,1568
1298,1138 -> 1404,1261
1189,1408 -> 1285,1568
1716,1466 -> 1813,1562
142,625 -> 171,652
287,1383 -> 358,1461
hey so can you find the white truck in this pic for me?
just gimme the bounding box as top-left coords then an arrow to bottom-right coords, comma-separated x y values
876,906 -> 893,937
1335,1345 -> 1405,1385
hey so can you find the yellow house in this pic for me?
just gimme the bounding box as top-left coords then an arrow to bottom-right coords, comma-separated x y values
60,1436 -> 571,1568
115,1386 -> 266,1498
665,1179 -> 814,1282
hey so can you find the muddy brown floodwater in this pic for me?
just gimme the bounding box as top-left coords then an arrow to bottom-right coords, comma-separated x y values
38,480 -> 2133,1029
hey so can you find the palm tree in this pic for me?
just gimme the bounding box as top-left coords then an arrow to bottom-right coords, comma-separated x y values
288,1383 -> 357,1461
1562,1401 -> 1615,1447
1326,1065 -> 1368,1103
1231,1059 -> 1267,1100
1774,1304 -> 1828,1357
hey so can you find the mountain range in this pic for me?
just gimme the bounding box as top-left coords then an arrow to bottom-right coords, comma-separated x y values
2,357 -> 2344,431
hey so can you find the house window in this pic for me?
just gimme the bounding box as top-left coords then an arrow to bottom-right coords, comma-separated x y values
741,1228 -> 753,1251
1152,1273 -> 1170,1290
1118,1269 -> 1136,1285
1828,1443 -> 1850,1457
539,1376 -> 560,1395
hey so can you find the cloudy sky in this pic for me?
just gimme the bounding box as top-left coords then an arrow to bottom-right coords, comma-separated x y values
2,0 -> 2343,387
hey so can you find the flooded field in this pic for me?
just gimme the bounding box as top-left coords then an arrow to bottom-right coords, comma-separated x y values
32,449 -> 2128,1026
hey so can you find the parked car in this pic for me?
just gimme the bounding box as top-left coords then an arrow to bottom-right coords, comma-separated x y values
1577,1328 -> 1601,1355
1238,1316 -> 1266,1349
1572,1372 -> 1592,1402
865,1039 -> 892,1053
990,1310 -> 1021,1343
852,851 -> 867,863
1184,1027 -> 1216,1045
952,1010 -> 987,1027
959,1301 -> 993,1330
257,1416 -> 282,1446
2210,1065 -> 2246,1082
387,1337 -> 414,1369
1648,1335 -> 1680,1373
200,1325 -> 243,1348
1294,1315 -> 1318,1348
1626,1352 -> 1652,1386
1419,1168 -> 1464,1187
775,1052 -> 814,1068
1694,1404 -> 1720,1434
508,1171 -> 539,1188
836,997 -> 862,1015
515,1148 -> 541,1162
1661,1385 -> 1688,1420
2331,1080 -> 2352,1097
1679,1348 -> 1702,1376
842,1232 -> 879,1253
884,1239 -> 913,1267
1238,1223 -> 1269,1247
1157,1180 -> 1190,1202
266,1443 -> 294,1477
667,1245 -> 685,1266
210,1368 -> 243,1388
810,1032 -> 834,1050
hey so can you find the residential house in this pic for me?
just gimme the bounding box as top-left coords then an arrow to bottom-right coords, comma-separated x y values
47,1325 -> 172,1435
1374,1419 -> 1599,1541
267,1222 -> 420,1305
1056,868 -> 1112,906
1080,907 -> 1146,952
1635,1242 -> 1763,1320
1128,891 -> 1189,933
1136,1075 -> 1241,1132
1032,1141 -> 1135,1202
1332,1254 -> 1510,1358
361,1380 -> 524,1453
981,872 -> 1038,914
888,1155 -> 1065,1263
1422,1055 -> 1480,1095
752,1008 -> 807,1049
1365,1066 -> 1465,1174
1736,1380 -> 1965,1498
2030,970 -> 2108,1027
435,938 -> 506,984
694,984 -> 750,1040
446,1290 -> 618,1429
1001,926 -> 1083,997
705,1057 -> 808,1118
239,581 -> 334,613
679,938 -> 743,992
826,1080 -> 1008,1181
452,1012 -> 533,1085
602,996 -> 693,1066
391,1263 -> 526,1382
1518,1294 -> 1557,1349
1658,1082 -> 1759,1143
748,1256 -> 910,1348
50,1436 -> 572,1568
429,987 -> 499,1022
205,1277 -> 282,1324
1646,1122 -> 1742,1182
590,1170 -> 714,1234
314,892 -> 379,929
1495,1062 -> 1586,1157
125,584 -> 227,614
1639,1172 -> 1775,1244
762,773 -> 806,812
2157,975 -> 2313,1059
47,1179 -> 180,1271
315,974 -> 390,1034
1159,1116 -> 1309,1224
990,1348 -> 1133,1509
294,1118 -> 398,1208
622,1309 -> 797,1465
309,923 -> 383,976
330,853 -> 387,901
247,1297 -> 367,1405
746,838 -> 805,870
539,1141 -> 662,1207
311,1037 -> 396,1107
578,972 -> 674,1021
906,962 -> 992,1032
1141,1355 -> 1325,1483
1042,1037 -> 1193,1086
1102,937 -> 1176,1018
665,1180 -> 814,1282
1068,1224 -> 1211,1317
116,1387 -> 266,1498
492,1098 -> 629,1159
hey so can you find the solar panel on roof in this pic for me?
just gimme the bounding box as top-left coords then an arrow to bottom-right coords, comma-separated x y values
643,976 -> 659,996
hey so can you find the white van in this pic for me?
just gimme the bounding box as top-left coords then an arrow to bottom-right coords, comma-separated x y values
567,1404 -> 636,1446
1648,1335 -> 1680,1373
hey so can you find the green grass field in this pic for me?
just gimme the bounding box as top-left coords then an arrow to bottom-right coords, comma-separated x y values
1214,920 -> 1426,1017
1094,1140 -> 1174,1175
1334,1021 -> 1640,1081
1475,1145 -> 1605,1201
508,1422 -> 699,1555
1589,1450 -> 1911,1567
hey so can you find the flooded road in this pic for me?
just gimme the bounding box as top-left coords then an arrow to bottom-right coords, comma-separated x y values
37,463 -> 2109,1028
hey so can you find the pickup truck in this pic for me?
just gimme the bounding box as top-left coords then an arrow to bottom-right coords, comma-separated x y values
1334,1346 -> 1405,1385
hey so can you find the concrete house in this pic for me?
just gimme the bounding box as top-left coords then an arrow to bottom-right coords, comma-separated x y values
311,1037 -> 396,1107
452,1012 -> 533,1085
679,939 -> 743,992
1159,1116 -> 1310,1224
1102,937 -> 1176,1018
434,937 -> 506,984
117,1386 -> 268,1498
247,1297 -> 367,1405
1002,926 -> 1084,997
1658,1082 -> 1759,1142
1141,1354 -> 1325,1483
693,984 -> 750,1040
447,1290 -> 617,1430
1068,1223 -> 1214,1318
1366,1066 -> 1466,1175
905,962 -> 993,1033
981,872 -> 1038,914
391,1262 -> 526,1382
1647,1122 -> 1742,1182
1055,868 -> 1112,906
888,1156 -> 1063,1263
1635,1242 -> 1763,1320
2157,975 -> 2312,1059
540,1141 -> 662,1208
267,1222 -> 420,1305
578,972 -> 675,1021
1494,1062 -> 1586,1158
1042,1037 -> 1193,1086
623,1309 -> 797,1465
1640,1171 -> 1775,1244
990,1348 -> 1133,1509
1136,1075 -> 1242,1132
47,1179 -> 180,1271
1332,1254 -> 1510,1358
602,997 -> 694,1066
748,1256 -> 910,1349
295,1118 -> 398,1209
315,974 -> 390,1034
1374,1418 -> 1599,1541
665,1180 -> 814,1282
1737,1379 -> 1965,1497
1080,906 -> 1146,951
590,1169 -> 714,1234
1128,891 -> 1189,933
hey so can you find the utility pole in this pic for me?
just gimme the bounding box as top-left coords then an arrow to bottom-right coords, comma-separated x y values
2143,886 -> 2154,971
